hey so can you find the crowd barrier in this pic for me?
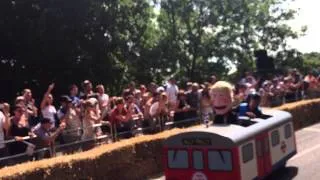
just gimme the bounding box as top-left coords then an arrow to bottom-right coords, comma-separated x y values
0,121 -> 113,166
0,114 -> 201,167
1,99 -> 320,179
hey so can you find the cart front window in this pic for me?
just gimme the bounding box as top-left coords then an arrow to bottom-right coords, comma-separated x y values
168,150 -> 188,169
208,150 -> 232,171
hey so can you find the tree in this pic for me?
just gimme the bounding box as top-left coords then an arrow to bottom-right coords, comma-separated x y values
0,0 -> 305,102
0,0 -> 155,101
302,52 -> 320,73
156,0 -> 303,81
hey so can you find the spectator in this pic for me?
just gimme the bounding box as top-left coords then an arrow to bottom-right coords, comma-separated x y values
57,96 -> 81,145
125,94 -> 143,121
82,98 -> 101,143
140,92 -> 153,133
200,89 -> 213,122
149,92 -> 169,118
22,89 -> 38,127
69,84 -> 81,106
96,84 -> 109,113
110,97 -> 134,138
209,75 -> 217,86
128,81 -> 139,95
2,103 -> 10,118
173,90 -> 191,125
149,92 -> 169,130
186,83 -> 200,118
125,94 -> 143,133
108,96 -> 117,110
283,76 -> 296,103
15,96 -> 25,107
141,93 -> 152,117
134,89 -> 142,108
304,70 -> 318,98
80,80 -> 94,100
166,77 -> 179,111
40,83 -> 57,129
234,83 -> 247,106
0,104 -> 10,158
33,118 -> 66,158
8,105 -> 33,157
156,86 -> 165,94
139,84 -> 147,95
148,82 -> 158,94
290,69 -> 303,100
145,92 -> 159,116
259,81 -> 273,107
270,78 -> 283,107
186,82 -> 193,92
23,89 -> 37,116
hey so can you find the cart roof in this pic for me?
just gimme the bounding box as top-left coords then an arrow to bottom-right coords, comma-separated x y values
164,109 -> 292,148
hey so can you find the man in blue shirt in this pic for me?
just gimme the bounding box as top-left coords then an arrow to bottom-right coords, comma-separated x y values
238,92 -> 263,118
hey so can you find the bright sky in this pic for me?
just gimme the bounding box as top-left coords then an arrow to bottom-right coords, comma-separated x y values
287,0 -> 320,53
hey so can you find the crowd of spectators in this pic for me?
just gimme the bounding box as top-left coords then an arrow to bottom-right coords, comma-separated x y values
0,68 -> 320,167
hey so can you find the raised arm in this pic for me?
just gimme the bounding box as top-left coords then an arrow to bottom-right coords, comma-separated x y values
40,83 -> 55,110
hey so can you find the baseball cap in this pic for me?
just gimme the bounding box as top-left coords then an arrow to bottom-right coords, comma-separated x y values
156,86 -> 165,93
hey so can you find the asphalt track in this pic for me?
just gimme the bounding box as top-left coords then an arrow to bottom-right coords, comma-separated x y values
148,122 -> 320,180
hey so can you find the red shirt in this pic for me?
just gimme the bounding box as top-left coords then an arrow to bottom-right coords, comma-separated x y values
110,107 -> 128,125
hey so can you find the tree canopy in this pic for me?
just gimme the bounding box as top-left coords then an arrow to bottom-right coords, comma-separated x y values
0,0 -> 306,101
302,52 -> 320,73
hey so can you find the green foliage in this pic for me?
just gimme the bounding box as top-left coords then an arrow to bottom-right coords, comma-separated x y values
302,52 -> 320,73
0,0 -> 305,101
156,0 -> 303,81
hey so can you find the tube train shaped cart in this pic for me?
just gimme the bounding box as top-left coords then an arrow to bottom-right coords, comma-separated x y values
163,109 -> 297,180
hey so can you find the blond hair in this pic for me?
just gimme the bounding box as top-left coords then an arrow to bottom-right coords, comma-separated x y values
210,81 -> 234,100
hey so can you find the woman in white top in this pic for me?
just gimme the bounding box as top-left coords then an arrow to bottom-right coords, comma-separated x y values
96,84 -> 109,119
82,98 -> 101,140
149,92 -> 169,118
40,83 -> 57,129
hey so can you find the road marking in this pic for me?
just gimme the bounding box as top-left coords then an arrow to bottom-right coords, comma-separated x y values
302,127 -> 320,133
291,127 -> 320,161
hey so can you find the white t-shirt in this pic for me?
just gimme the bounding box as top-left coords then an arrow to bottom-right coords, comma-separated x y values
64,108 -> 81,137
98,94 -> 109,107
0,111 -> 6,149
149,102 -> 159,117
41,105 -> 57,126
166,83 -> 178,103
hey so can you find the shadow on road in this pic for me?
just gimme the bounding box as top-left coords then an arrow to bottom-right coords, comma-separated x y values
147,166 -> 299,180
266,166 -> 299,180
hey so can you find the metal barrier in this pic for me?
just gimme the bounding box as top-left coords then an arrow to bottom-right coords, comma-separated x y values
112,116 -> 200,140
53,121 -> 113,155
0,116 -> 200,168
0,121 -> 113,166
0,135 -> 37,145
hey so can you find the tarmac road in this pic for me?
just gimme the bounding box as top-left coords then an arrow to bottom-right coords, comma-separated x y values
267,123 -> 320,180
